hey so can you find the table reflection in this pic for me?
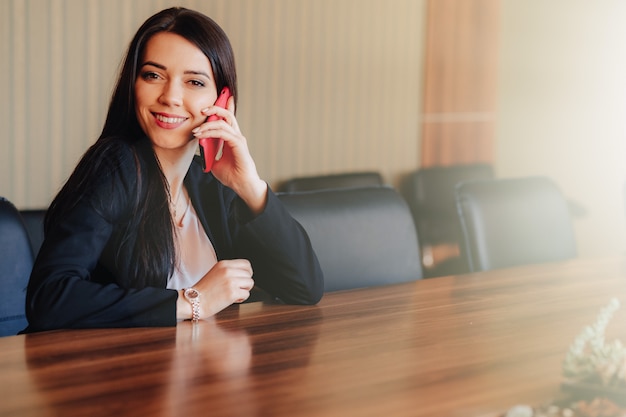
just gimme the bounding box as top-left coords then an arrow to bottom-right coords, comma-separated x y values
22,304 -> 323,416
165,319 -> 255,416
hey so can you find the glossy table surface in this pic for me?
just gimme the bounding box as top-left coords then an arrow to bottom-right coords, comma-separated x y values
2,256 -> 625,417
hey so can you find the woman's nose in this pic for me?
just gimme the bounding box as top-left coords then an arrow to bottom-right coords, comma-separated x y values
159,81 -> 183,107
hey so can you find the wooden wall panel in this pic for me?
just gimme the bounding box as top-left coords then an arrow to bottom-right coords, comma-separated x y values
421,0 -> 499,167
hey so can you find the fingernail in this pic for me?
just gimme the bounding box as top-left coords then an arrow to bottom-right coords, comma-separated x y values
192,127 -> 199,133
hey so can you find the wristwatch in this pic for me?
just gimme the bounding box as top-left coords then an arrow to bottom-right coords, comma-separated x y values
183,287 -> 201,322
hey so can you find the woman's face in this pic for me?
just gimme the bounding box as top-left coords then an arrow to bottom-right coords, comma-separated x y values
135,32 -> 218,151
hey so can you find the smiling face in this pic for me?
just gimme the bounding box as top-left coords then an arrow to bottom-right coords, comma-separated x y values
135,32 -> 218,152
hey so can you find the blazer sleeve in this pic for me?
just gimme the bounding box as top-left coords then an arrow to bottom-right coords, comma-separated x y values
230,189 -> 324,305
25,147 -> 177,332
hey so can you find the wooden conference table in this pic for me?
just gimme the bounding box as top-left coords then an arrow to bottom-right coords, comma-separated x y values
1,256 -> 625,417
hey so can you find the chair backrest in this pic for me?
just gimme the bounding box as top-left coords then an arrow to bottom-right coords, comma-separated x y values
279,171 -> 384,193
278,186 -> 422,292
19,209 -> 46,257
455,176 -> 577,273
0,197 -> 33,336
401,163 -> 494,246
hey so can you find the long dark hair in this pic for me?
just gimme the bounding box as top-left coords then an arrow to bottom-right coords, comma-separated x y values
46,7 -> 238,288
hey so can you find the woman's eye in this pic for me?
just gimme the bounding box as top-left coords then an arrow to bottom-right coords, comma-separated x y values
189,79 -> 205,87
140,71 -> 160,81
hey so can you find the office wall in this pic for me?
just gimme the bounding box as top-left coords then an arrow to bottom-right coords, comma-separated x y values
497,0 -> 626,257
3,0 -> 625,259
0,0 -> 426,208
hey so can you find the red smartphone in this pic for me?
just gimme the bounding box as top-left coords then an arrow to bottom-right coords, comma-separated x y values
199,87 -> 231,173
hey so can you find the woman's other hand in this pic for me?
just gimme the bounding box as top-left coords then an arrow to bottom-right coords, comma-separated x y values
177,259 -> 255,320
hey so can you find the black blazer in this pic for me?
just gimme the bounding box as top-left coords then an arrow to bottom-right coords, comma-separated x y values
25,139 -> 323,332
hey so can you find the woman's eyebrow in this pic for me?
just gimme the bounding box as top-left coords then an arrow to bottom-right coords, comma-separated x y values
140,61 -> 211,79
141,61 -> 166,70
185,70 -> 212,80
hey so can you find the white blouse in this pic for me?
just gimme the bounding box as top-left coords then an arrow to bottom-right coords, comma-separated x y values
166,200 -> 218,290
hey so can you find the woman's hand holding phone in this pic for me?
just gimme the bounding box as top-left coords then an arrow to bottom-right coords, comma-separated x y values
194,87 -> 268,215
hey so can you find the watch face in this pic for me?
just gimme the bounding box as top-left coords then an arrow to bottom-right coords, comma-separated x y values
185,288 -> 199,300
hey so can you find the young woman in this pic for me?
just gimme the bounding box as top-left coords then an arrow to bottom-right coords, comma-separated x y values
24,7 -> 323,331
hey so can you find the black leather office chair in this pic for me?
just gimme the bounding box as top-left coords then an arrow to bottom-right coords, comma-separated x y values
400,163 -> 494,276
279,171 -> 384,193
278,186 -> 422,292
0,197 -> 33,336
455,176 -> 577,273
